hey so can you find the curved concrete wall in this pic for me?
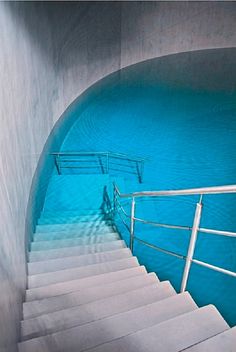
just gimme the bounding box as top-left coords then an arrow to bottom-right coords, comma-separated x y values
0,2 -> 236,351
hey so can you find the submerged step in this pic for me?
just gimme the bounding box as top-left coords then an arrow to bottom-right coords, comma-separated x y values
21,281 -> 176,340
19,292 -> 196,351
33,226 -> 115,242
86,305 -> 229,352
28,257 -> 140,288
28,248 -> 132,275
23,272 -> 159,319
25,266 -> 147,302
29,240 -> 126,262
30,233 -> 120,251
35,222 -> 112,234
41,210 -> 103,218
38,214 -> 106,225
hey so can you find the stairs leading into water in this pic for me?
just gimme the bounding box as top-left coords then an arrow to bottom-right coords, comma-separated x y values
18,206 -> 236,351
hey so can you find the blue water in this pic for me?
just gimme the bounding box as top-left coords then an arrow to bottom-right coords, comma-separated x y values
44,49 -> 236,326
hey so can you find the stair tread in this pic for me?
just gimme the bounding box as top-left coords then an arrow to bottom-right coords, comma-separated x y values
20,292 -> 196,346
19,178 -> 234,351
38,214 -> 106,225
41,210 -> 103,218
21,281 -> 176,339
35,222 -> 111,233
26,266 -> 147,302
29,240 -> 126,262
28,248 -> 132,275
183,326 -> 236,351
82,305 -> 229,352
30,233 -> 120,251
33,227 -> 115,242
28,257 -> 139,288
23,272 -> 159,319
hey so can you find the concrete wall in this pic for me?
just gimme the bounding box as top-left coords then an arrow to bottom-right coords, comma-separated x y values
0,2 -> 235,351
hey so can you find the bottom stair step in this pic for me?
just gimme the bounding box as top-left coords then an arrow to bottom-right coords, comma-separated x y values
25,266 -> 147,301
19,292 -> 196,351
21,281 -> 176,340
87,305 -> 229,352
183,326 -> 236,351
23,272 -> 159,319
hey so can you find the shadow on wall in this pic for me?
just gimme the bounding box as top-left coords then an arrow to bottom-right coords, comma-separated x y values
5,1 -> 122,70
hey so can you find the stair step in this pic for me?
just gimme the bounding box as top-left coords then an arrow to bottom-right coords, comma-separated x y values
28,257 -> 139,288
30,233 -> 120,251
35,222 -> 111,234
21,281 -> 176,340
26,266 -> 147,302
23,272 -> 159,319
29,240 -> 126,262
41,210 -> 103,218
85,305 -> 229,352
38,214 -> 106,225
19,292 -> 196,351
33,226 -> 115,242
183,326 -> 236,351
28,248 -> 132,275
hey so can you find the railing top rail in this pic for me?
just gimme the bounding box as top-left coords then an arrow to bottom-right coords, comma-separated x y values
51,151 -> 146,162
114,184 -> 236,199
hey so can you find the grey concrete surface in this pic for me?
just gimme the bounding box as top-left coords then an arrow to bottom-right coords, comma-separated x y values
27,256 -> 139,288
25,266 -> 148,302
20,281 -> 175,339
0,2 -> 236,351
27,248 -> 132,275
85,305 -> 229,352
183,327 -> 236,351
23,272 -> 158,319
19,292 -> 196,352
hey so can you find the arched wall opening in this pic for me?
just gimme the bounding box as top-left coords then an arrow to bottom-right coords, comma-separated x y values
27,47 -> 236,326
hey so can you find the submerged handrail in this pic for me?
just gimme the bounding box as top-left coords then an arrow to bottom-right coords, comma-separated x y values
51,151 -> 146,183
51,151 -> 146,162
113,183 -> 236,293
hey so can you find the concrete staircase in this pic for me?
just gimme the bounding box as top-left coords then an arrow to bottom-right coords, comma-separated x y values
19,208 -> 236,351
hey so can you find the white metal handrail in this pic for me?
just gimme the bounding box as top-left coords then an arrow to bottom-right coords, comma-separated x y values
114,184 -> 236,198
51,151 -> 145,183
113,183 -> 236,292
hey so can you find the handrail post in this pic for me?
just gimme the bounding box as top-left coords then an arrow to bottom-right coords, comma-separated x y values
55,154 -> 61,175
106,153 -> 109,174
130,197 -> 136,253
113,183 -> 117,219
140,160 -> 144,183
180,195 -> 203,292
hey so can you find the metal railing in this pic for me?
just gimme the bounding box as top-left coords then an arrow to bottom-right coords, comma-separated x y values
51,151 -> 145,183
113,183 -> 236,292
